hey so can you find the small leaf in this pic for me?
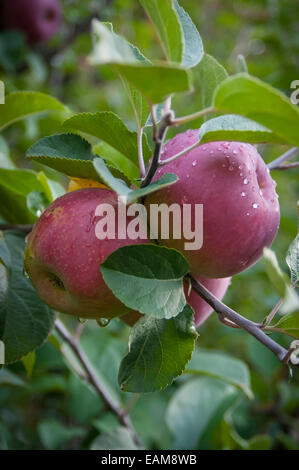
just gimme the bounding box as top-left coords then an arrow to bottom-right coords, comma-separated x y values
38,419 -> 85,450
62,111 -> 152,164
0,368 -> 26,387
139,0 -> 183,63
21,351 -> 36,378
214,73 -> 299,147
93,157 -> 130,197
119,304 -> 197,392
199,114 -> 283,144
271,312 -> 299,339
101,245 -> 189,319
93,141 -> 139,182
173,0 -> 204,68
286,234 -> 299,284
0,232 -> 54,364
263,248 -> 299,314
90,427 -> 141,450
0,169 -> 45,224
27,191 -> 49,218
185,349 -> 253,399
166,377 -> 240,449
197,53 -> 228,111
0,91 -> 67,131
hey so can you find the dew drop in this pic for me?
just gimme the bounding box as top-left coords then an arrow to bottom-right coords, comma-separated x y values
241,192 -> 246,197
238,165 -> 243,170
228,165 -> 234,171
240,173 -> 243,177
246,212 -> 250,216
233,150 -> 237,155
186,174 -> 190,178
259,189 -> 263,196
252,203 -> 259,209
209,150 -> 214,155
202,146 -> 207,151
243,178 -> 249,185
97,318 -> 111,328
192,161 -> 197,167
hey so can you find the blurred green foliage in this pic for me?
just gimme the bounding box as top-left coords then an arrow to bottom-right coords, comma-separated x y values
0,0 -> 298,450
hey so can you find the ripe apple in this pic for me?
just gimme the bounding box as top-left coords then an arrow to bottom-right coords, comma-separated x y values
146,130 -> 280,278
121,276 -> 231,328
3,0 -> 61,44
24,188 -> 149,319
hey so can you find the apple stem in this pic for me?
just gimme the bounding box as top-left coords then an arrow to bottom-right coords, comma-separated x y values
55,319 -> 143,447
187,274 -> 299,367
267,147 -> 298,170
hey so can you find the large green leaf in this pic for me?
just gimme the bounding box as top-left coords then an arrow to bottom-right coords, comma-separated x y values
101,245 -> 189,319
173,0 -> 203,68
0,231 -> 54,364
166,377 -> 240,449
214,74 -> 299,146
139,0 -> 183,63
198,114 -> 283,144
185,349 -> 253,399
90,20 -> 192,104
0,169 -> 45,224
63,111 -> 152,164
197,53 -> 228,111
0,91 -> 67,131
118,305 -> 197,392
26,134 -> 128,184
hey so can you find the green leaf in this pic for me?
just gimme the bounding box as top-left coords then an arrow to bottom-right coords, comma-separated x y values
198,114 -> 283,144
0,136 -> 15,169
139,0 -> 183,63
0,231 -> 54,364
27,191 -> 49,218
286,234 -> 299,284
113,63 -> 192,104
93,157 -> 178,202
101,245 -> 189,319
0,368 -> 26,387
173,0 -> 204,68
93,142 -> 139,182
197,53 -> 228,111
63,111 -> 152,164
0,169 -> 45,224
185,349 -> 253,399
90,427 -> 141,450
0,233 -> 11,269
90,20 -> 150,128
166,377 -> 240,449
27,134 -> 127,185
21,351 -> 36,378
263,248 -> 299,314
214,73 -> 299,147
119,305 -> 197,392
38,419 -> 86,450
271,312 -> 299,338
0,91 -> 67,131
90,20 -> 192,104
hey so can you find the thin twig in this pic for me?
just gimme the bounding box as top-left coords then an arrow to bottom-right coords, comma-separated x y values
54,319 -> 142,447
267,147 -> 298,170
137,126 -> 146,178
0,224 -> 32,233
270,162 -> 299,171
170,106 -> 216,126
187,274 -> 294,364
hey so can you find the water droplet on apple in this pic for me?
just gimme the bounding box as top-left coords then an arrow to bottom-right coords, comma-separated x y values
241,192 -> 246,197
259,189 -> 263,196
97,318 -> 111,328
192,161 -> 197,167
252,203 -> 259,209
243,178 -> 249,185
228,165 -> 234,171
246,212 -> 250,216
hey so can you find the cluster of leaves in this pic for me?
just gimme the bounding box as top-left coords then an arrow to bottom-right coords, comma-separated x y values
0,0 -> 298,450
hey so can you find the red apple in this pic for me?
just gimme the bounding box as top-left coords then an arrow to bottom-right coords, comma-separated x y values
146,130 -> 280,278
3,0 -> 61,44
24,188 -> 149,319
